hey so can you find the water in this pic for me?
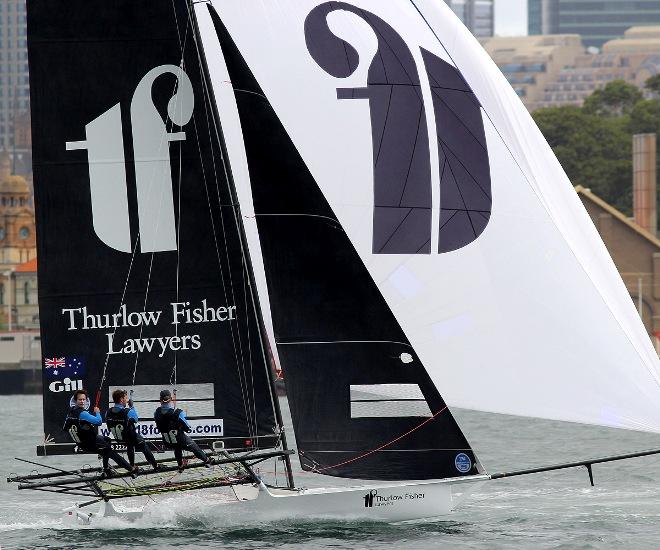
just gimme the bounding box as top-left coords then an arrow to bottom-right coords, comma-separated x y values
2,394 -> 660,549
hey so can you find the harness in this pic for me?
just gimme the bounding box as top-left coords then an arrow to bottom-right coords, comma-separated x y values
154,407 -> 186,447
106,406 -> 139,444
62,406 -> 98,448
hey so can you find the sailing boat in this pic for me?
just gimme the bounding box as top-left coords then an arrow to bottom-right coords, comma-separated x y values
9,0 -> 660,525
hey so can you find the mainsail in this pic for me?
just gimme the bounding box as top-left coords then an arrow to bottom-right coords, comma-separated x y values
205,0 -> 660,434
27,0 -> 282,453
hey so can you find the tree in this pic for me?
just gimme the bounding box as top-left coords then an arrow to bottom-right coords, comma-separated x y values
629,98 -> 660,135
582,80 -> 643,117
533,106 -> 633,214
645,74 -> 660,95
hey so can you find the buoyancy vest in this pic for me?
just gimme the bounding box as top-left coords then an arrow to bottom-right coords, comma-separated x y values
154,407 -> 186,447
106,406 -> 140,444
63,406 -> 98,448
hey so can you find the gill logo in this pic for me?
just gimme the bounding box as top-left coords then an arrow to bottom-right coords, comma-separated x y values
66,65 -> 194,253
49,377 -> 83,393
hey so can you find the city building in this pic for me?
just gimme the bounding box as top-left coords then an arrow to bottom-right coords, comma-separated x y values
528,0 -> 660,49
538,27 -> 660,109
444,0 -> 494,37
0,0 -> 30,163
479,34 -> 584,111
0,151 -> 35,271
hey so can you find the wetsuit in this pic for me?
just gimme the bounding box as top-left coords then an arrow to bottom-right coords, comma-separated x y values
106,403 -> 158,469
154,404 -> 209,468
63,406 -> 133,473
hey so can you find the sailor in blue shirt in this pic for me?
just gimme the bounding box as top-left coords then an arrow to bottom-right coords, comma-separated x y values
63,389 -> 134,477
106,389 -> 159,471
154,389 -> 210,471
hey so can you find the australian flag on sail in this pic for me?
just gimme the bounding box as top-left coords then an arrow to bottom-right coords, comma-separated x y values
43,356 -> 86,380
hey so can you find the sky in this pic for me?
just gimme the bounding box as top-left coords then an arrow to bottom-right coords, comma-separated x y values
494,0 -> 527,36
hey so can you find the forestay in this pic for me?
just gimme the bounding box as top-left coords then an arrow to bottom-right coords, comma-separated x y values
202,0 -> 660,433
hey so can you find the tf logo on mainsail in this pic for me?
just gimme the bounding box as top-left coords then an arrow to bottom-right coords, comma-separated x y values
66,65 -> 195,254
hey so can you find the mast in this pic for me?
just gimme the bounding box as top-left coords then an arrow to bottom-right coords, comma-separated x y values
189,0 -> 294,488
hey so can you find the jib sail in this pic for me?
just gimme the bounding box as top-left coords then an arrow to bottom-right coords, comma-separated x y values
203,5 -> 480,481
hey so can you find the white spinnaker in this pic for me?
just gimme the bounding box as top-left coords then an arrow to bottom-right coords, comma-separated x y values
202,0 -> 660,433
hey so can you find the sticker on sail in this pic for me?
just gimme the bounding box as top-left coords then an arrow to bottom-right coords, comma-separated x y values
99,419 -> 223,439
49,378 -> 84,393
455,452 -> 472,473
43,356 -> 86,380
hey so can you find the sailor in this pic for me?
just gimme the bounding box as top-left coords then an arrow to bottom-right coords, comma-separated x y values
63,389 -> 135,478
106,389 -> 159,471
153,389 -> 211,471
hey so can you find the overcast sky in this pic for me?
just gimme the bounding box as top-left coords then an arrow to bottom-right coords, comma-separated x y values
494,0 -> 527,36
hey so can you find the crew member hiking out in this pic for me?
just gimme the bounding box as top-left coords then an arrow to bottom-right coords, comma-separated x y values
154,389 -> 211,472
63,389 -> 135,478
106,389 -> 159,471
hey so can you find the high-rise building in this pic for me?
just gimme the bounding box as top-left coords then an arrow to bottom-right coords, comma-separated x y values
529,0 -> 660,49
0,0 -> 29,156
445,0 -> 494,37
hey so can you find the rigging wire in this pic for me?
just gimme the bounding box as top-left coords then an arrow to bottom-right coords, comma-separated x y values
184,1 -> 260,441
312,406 -> 448,473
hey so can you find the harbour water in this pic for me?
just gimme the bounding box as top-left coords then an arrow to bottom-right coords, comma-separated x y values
2,394 -> 660,549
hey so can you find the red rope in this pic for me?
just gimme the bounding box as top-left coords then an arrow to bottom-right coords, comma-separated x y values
314,405 -> 448,472
93,389 -> 101,410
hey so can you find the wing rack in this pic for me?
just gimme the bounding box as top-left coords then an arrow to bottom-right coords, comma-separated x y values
8,449 -> 294,500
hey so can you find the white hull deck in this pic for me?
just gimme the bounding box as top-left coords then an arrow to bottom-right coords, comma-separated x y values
62,475 -> 488,526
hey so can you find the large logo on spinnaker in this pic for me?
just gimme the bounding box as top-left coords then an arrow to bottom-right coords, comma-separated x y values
66,65 -> 194,253
305,3 -> 491,254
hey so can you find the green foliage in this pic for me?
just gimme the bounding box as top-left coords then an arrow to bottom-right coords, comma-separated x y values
533,106 -> 633,213
582,80 -> 643,117
629,99 -> 660,135
533,81 -> 660,221
645,74 -> 660,95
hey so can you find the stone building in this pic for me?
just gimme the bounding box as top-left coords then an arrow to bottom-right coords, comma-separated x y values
13,256 -> 38,329
0,150 -> 35,269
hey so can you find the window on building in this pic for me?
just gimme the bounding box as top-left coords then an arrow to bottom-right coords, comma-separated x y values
23,281 -> 29,305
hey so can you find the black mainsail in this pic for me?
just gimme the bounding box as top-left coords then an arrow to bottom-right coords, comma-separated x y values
210,7 -> 480,481
27,0 -> 282,455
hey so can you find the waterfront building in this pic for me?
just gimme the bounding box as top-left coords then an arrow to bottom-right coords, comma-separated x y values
479,34 -> 584,111
538,27 -> 660,109
444,0 -> 494,37
528,0 -> 660,49
0,151 -> 35,270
